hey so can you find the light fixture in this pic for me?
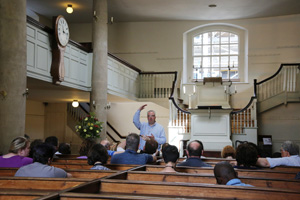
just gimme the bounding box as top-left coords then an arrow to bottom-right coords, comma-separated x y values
72,100 -> 79,108
66,4 -> 73,14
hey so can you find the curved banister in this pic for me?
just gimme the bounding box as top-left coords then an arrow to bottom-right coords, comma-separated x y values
230,96 -> 256,115
169,97 -> 191,114
256,63 -> 300,85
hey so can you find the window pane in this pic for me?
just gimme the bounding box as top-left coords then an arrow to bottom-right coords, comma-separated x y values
194,46 -> 202,56
203,57 -> 211,67
230,44 -> 238,54
230,56 -> 238,67
230,70 -> 239,79
221,68 -> 229,79
194,35 -> 202,45
221,56 -> 229,67
203,32 -> 211,44
230,33 -> 238,43
212,32 -> 220,44
202,68 -> 211,78
221,32 -> 229,44
193,57 -> 202,68
212,57 -> 219,67
211,68 -> 220,77
203,45 -> 211,55
212,45 -> 220,55
221,45 -> 229,55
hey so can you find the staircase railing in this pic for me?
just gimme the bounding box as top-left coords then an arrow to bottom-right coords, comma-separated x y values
230,96 -> 257,134
168,72 -> 191,134
255,63 -> 300,104
139,72 -> 177,98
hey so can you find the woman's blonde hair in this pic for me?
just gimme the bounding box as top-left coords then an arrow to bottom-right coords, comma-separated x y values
8,136 -> 30,154
221,145 -> 236,159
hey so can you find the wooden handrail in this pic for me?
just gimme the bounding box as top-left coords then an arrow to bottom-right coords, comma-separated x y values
108,53 -> 141,73
230,96 -> 256,114
140,71 -> 177,75
256,63 -> 300,85
169,97 -> 191,114
107,122 -> 126,140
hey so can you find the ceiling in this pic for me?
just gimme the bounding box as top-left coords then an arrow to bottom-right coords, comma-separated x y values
26,0 -> 300,103
27,0 -> 300,23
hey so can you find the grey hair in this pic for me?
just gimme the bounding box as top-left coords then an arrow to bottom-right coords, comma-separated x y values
147,110 -> 156,116
282,141 -> 299,155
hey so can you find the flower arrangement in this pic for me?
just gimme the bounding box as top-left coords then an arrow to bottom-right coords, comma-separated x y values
75,112 -> 103,139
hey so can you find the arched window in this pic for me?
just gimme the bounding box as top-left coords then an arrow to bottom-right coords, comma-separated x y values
183,24 -> 248,83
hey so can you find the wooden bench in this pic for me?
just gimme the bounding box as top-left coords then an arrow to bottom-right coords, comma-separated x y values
0,189 -> 55,200
55,176 -> 300,200
0,168 -> 121,179
51,163 -> 139,171
138,165 -> 298,179
126,171 -> 300,191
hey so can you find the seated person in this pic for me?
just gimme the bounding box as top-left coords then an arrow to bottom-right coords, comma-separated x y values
0,136 -> 33,168
110,133 -> 156,165
58,143 -> 71,155
160,145 -> 179,173
77,138 -> 96,159
101,139 -> 118,156
142,137 -> 158,155
221,145 -> 236,159
177,140 -> 211,167
214,161 -> 253,187
87,144 -> 110,170
235,143 -> 259,169
45,136 -> 59,155
256,141 -> 300,168
28,139 -> 43,158
15,143 -> 72,178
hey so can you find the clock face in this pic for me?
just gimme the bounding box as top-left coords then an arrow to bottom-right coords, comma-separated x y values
56,16 -> 69,47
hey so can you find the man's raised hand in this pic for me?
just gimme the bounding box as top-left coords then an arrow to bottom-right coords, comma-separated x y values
139,104 -> 147,111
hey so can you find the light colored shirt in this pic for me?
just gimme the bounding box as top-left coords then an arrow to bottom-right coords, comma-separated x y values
133,110 -> 166,150
226,178 -> 254,187
267,155 -> 300,168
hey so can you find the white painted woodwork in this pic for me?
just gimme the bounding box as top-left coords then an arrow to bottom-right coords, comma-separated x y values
189,108 -> 233,151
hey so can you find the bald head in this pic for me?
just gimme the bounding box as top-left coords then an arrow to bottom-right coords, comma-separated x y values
214,161 -> 237,185
187,140 -> 203,157
100,139 -> 111,150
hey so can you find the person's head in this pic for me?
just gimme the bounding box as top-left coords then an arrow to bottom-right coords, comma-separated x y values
281,141 -> 299,157
125,133 -> 140,151
236,143 -> 258,167
58,143 -> 71,154
144,137 -> 158,154
29,139 -> 43,158
100,139 -> 111,150
147,110 -> 156,125
162,145 -> 179,163
45,136 -> 59,150
221,145 -> 236,159
33,143 -> 56,164
87,144 -> 109,165
186,140 -> 203,157
8,136 -> 31,157
214,161 -> 237,185
79,138 -> 96,156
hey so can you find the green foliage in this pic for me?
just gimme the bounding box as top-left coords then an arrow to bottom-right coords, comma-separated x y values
75,112 -> 103,139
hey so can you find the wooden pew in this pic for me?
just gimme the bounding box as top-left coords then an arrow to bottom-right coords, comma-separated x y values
138,165 -> 298,179
0,168 -> 121,179
53,158 -> 88,164
0,189 -> 54,200
54,176 -> 300,200
51,163 -> 139,171
126,171 -> 300,191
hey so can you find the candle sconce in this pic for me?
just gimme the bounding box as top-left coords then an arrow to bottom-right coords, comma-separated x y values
193,65 -> 202,82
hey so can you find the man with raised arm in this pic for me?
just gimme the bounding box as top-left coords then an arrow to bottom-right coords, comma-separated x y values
256,141 -> 300,168
133,104 -> 166,151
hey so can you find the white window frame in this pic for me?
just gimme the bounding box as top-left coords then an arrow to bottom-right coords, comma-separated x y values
183,23 -> 248,83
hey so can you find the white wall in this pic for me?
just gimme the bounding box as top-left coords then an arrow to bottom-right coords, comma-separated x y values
258,103 -> 300,153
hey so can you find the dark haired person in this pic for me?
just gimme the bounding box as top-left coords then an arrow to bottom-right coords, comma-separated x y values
256,141 -> 300,168
15,143 -> 72,178
235,143 -> 259,169
177,140 -> 211,167
0,136 -> 32,168
111,133 -> 156,165
77,138 -> 96,159
161,145 -> 179,173
58,143 -> 71,155
143,137 -> 158,154
214,161 -> 253,187
221,145 -> 236,159
28,139 -> 43,158
87,144 -> 110,170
